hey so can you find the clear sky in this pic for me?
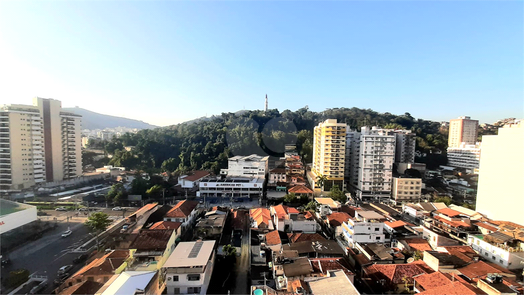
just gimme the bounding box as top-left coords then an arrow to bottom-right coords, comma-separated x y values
1,1 -> 522,127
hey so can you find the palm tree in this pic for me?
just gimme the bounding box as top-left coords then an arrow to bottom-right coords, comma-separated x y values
316,174 -> 327,189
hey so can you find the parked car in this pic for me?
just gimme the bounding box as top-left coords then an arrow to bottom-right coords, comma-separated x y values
61,230 -> 72,238
78,208 -> 88,212
53,273 -> 69,285
57,265 -> 72,274
72,254 -> 88,264
55,207 -> 67,211
112,207 -> 123,211
29,281 -> 47,294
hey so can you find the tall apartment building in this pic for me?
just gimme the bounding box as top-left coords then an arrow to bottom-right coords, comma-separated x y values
345,130 -> 360,190
394,130 -> 416,163
0,98 -> 82,190
448,116 -> 479,148
446,142 -> 481,173
476,121 -> 524,226
312,119 -> 347,191
355,127 -> 396,201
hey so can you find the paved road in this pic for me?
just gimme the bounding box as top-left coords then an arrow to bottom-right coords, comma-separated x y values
231,210 -> 249,295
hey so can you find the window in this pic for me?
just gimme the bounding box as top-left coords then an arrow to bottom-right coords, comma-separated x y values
173,275 -> 179,281
188,274 -> 201,281
376,236 -> 380,240
499,259 -> 503,263
374,228 -> 379,231
492,255 -> 495,260
174,288 -> 180,294
188,287 -> 201,294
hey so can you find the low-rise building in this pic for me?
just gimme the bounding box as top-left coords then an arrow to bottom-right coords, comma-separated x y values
268,167 -> 286,187
163,240 -> 216,295
391,177 -> 422,204
362,261 -> 432,294
282,240 -> 345,258
249,208 -> 273,230
223,154 -> 269,178
178,171 -> 211,189
164,200 -> 199,231
467,232 -> 524,270
413,271 -> 483,295
315,197 -> 341,217
194,214 -> 226,239
341,210 -> 387,246
98,271 -> 161,295
270,204 -> 317,233
198,177 -> 264,199
128,229 -> 178,271
305,270 -> 359,295
262,230 -> 282,252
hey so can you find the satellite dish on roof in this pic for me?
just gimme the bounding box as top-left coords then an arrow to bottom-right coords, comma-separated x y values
407,257 -> 415,263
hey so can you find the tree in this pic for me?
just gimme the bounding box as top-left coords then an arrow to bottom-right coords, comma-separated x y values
305,201 -> 317,212
222,244 -> 237,257
434,196 -> 452,206
316,174 -> 327,189
413,250 -> 423,261
85,212 -> 112,249
130,176 -> 149,196
106,183 -> 125,207
284,193 -> 297,203
161,158 -> 179,173
146,184 -> 164,200
328,185 -> 347,203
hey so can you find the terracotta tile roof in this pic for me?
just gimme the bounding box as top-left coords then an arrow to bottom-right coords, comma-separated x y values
71,250 -> 129,278
149,221 -> 182,231
411,260 -> 436,274
250,208 -> 271,228
327,212 -> 350,227
475,222 -> 498,232
433,215 -> 471,228
458,261 -> 512,281
270,167 -> 286,174
304,211 -> 314,220
442,246 -> 479,264
181,170 -> 210,182
288,185 -> 313,194
129,229 -> 174,251
265,230 -> 282,246
414,271 -> 452,292
384,220 -> 407,229
310,258 -> 354,277
287,233 -> 326,243
272,204 -> 299,220
165,200 -> 198,218
127,203 -> 158,220
417,281 -> 484,295
402,238 -> 432,252
436,208 -> 462,217
364,262 -> 430,285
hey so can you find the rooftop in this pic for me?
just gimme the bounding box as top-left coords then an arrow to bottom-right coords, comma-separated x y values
271,204 -> 299,220
100,271 -> 156,295
164,240 -> 215,268
283,240 -> 345,256
129,229 -> 174,251
165,200 -> 198,218
149,221 -> 182,231
265,230 -> 282,246
180,170 -> 210,182
436,208 -> 462,217
315,197 -> 341,209
327,212 -> 351,227
229,154 -> 269,162
307,270 -> 358,295
282,257 -> 313,277
288,185 -> 313,194
457,261 -> 513,281
287,233 -> 326,243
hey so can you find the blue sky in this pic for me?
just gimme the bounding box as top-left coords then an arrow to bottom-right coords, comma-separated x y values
0,1 -> 522,127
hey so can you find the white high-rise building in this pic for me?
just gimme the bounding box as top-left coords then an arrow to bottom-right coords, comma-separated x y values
0,98 -> 82,190
476,121 -> 524,226
448,116 -> 478,148
447,142 -> 481,173
356,127 -> 396,201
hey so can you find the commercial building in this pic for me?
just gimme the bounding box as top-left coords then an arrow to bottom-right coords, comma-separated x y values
391,177 -> 422,204
0,98 -> 82,190
198,177 -> 264,199
355,127 -> 396,201
312,119 -> 347,191
447,142 -> 481,173
476,121 -> 524,226
222,154 -> 269,178
163,240 -> 216,295
448,116 -> 479,148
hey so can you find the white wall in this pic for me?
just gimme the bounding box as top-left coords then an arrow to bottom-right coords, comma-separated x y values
468,235 -> 524,270
0,206 -> 37,234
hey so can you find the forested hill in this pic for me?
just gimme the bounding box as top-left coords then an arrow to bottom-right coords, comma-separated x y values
99,107 -> 449,174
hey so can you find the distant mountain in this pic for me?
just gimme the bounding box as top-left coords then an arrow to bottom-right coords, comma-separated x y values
63,107 -> 158,130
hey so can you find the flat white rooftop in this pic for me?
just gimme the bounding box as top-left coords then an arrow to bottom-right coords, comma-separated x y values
164,240 -> 215,268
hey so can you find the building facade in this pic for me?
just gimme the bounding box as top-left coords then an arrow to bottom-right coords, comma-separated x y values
341,210 -> 387,245
448,116 -> 479,148
198,177 -> 264,199
356,127 -> 396,201
476,121 -> 524,226
394,130 -> 416,164
223,154 -> 269,178
312,119 -> 347,191
391,177 -> 422,204
0,98 -> 82,190
446,142 -> 481,173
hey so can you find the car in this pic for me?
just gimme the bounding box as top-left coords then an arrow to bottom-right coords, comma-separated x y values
55,207 -> 67,211
78,208 -> 88,212
61,230 -> 72,238
53,273 -> 69,285
112,207 -> 123,211
57,265 -> 73,274
72,254 -> 88,264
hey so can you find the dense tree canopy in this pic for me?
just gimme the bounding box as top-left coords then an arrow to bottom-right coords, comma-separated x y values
103,107 -> 449,172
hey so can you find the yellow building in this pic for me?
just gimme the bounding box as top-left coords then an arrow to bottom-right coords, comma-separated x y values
312,119 -> 347,191
448,116 -> 478,148
392,177 -> 422,204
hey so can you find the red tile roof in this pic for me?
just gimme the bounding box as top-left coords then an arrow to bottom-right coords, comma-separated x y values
402,238 -> 432,252
150,221 -> 182,231
181,170 -> 210,182
71,250 -> 129,278
433,215 -> 471,228
287,233 -> 326,243
288,185 -> 313,194
385,220 -> 408,229
417,281 -> 483,295
304,211 -> 314,220
310,257 -> 354,277
475,222 -> 498,232
415,271 -> 453,292
250,208 -> 271,228
272,204 -> 299,220
265,230 -> 282,246
442,246 -> 479,264
364,262 -> 430,285
129,229 -> 174,251
436,208 -> 462,217
165,200 -> 198,218
458,261 -> 512,281
327,212 -> 350,227
127,203 -> 157,220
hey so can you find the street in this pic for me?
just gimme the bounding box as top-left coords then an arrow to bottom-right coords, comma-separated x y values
231,210 -> 249,295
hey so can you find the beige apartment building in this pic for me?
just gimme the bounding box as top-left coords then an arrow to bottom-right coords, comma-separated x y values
312,119 -> 347,191
0,98 -> 82,190
476,121 -> 524,226
448,116 -> 479,148
392,177 -> 422,204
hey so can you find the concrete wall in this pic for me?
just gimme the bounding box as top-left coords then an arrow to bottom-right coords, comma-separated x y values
0,203 -> 38,234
